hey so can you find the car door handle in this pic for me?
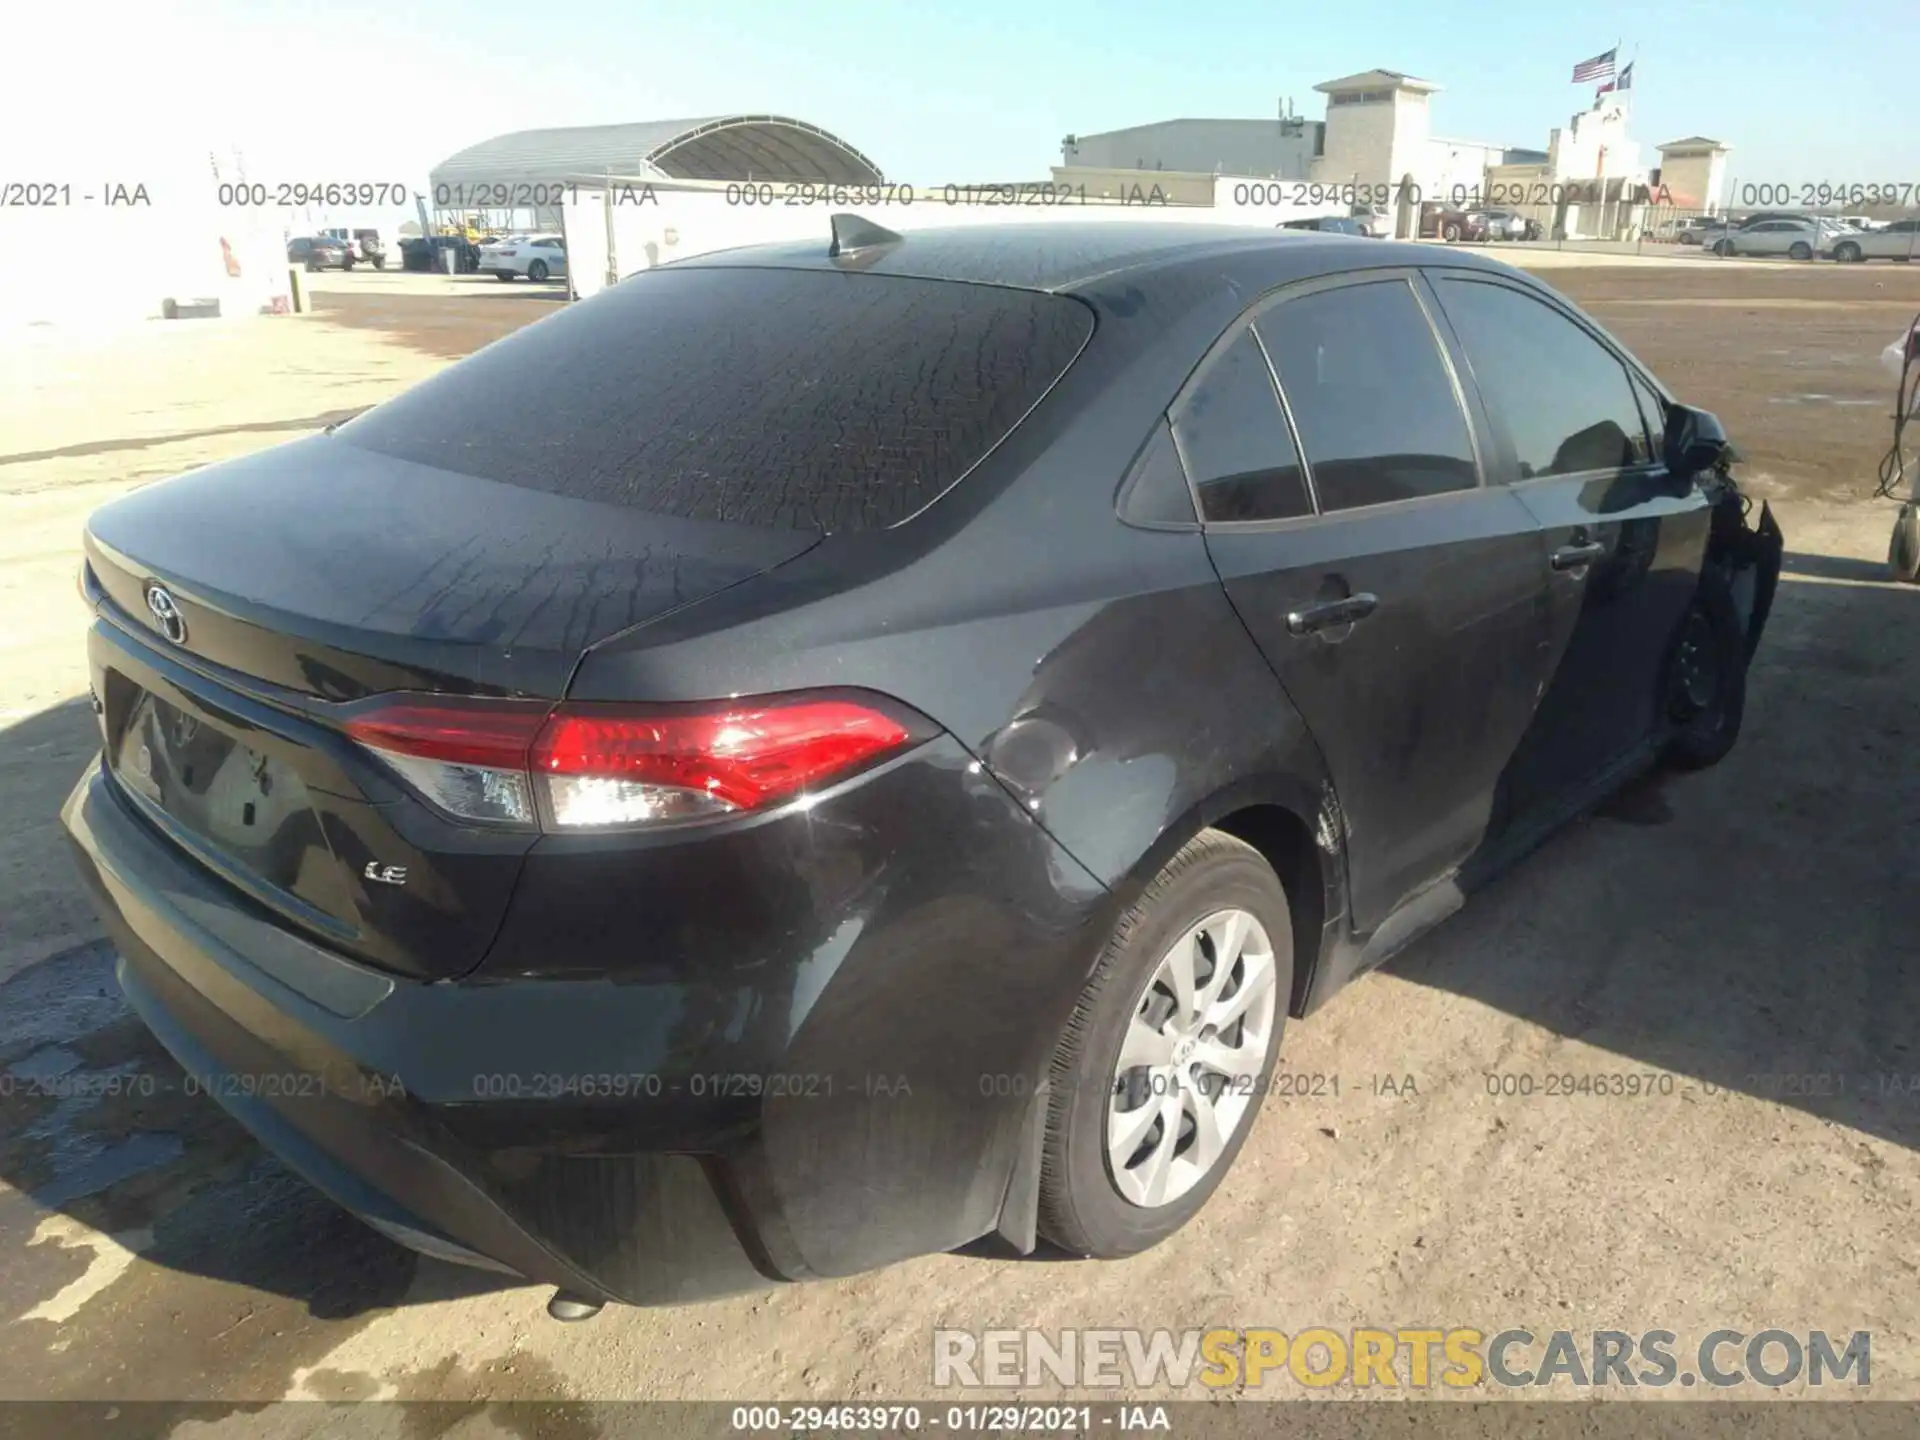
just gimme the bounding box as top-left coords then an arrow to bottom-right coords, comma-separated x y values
1286,593 -> 1378,636
1551,541 -> 1607,570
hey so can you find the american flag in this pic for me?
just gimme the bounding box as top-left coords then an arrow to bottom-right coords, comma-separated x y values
1572,47 -> 1618,83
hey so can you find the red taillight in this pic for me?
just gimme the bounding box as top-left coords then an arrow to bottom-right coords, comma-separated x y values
532,702 -> 912,820
344,701 -> 548,768
343,694 -> 918,830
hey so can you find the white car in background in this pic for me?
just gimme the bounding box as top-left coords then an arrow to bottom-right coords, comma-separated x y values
1830,218 -> 1920,263
480,234 -> 567,282
1348,204 -> 1392,238
1710,217 -> 1841,260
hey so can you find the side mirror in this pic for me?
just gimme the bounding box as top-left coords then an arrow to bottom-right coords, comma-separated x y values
1662,402 -> 1739,481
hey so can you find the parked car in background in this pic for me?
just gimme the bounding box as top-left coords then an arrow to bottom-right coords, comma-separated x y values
1733,211 -> 1811,230
1676,217 -> 1733,246
400,235 -> 482,273
1280,215 -> 1370,236
319,228 -> 358,262
1712,218 -> 1838,260
1419,206 -> 1491,242
313,229 -> 387,270
1349,204 -> 1393,238
287,236 -> 350,272
62,222 -> 1780,1314
477,234 -> 529,261
1478,209 -> 1541,242
482,234 -> 568,281
1830,218 -> 1920,263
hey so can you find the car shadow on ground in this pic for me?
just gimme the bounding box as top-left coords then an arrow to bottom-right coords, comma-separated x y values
1379,552 -> 1920,1152
0,700 -> 514,1321
0,411 -> 373,467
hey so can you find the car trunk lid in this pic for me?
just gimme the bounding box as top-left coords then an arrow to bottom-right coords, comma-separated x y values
85,434 -> 819,699
82,437 -> 819,980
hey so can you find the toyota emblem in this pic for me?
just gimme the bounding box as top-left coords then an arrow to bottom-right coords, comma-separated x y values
144,582 -> 187,644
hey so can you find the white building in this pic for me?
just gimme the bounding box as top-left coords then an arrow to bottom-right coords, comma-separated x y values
1654,137 -> 1732,213
1060,66 -> 1684,238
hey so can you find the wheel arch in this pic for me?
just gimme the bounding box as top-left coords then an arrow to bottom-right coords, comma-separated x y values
989,772 -> 1349,1255
1211,803 -> 1331,1019
1102,776 -> 1347,1021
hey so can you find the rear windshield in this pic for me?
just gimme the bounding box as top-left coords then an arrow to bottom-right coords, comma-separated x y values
338,266 -> 1094,532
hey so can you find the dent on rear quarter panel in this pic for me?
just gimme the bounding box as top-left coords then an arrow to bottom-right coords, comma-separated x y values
480,734 -> 1112,1279
561,246 -> 1350,978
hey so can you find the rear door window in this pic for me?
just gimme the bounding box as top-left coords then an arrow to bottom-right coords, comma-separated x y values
1255,279 -> 1479,512
1433,277 -> 1653,477
338,267 -> 1094,533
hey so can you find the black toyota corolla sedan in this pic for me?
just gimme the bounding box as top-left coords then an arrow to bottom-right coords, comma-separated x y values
63,219 -> 1782,1314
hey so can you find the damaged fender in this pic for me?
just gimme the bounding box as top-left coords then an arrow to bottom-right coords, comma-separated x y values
1703,475 -> 1784,662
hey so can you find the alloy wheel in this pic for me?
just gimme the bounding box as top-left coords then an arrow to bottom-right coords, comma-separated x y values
1106,908 -> 1278,1208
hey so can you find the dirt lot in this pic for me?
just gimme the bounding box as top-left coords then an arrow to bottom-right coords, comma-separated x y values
2,257 -> 1918,1428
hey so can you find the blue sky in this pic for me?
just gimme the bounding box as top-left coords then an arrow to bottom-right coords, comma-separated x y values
11,0 -> 1910,206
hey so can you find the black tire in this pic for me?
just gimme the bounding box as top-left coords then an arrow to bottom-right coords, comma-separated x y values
1037,829 -> 1292,1259
1890,504 -> 1920,584
1661,569 -> 1748,770
528,260 -> 550,282
1442,223 -> 1461,242
1788,242 -> 1812,261
1714,239 -> 1735,257
1834,241 -> 1862,264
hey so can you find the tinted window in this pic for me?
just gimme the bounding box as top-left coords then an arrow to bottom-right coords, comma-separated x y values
1628,369 -> 1668,455
1170,331 -> 1311,523
1436,279 -> 1652,478
339,268 -> 1093,532
1256,280 -> 1478,512
1118,421 -> 1198,526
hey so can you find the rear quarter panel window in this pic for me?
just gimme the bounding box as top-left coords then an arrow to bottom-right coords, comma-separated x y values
1171,330 -> 1313,523
337,267 -> 1094,533
1118,421 -> 1199,527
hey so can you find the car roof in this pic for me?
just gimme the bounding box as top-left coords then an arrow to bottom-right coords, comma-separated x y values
665,219 -> 1519,296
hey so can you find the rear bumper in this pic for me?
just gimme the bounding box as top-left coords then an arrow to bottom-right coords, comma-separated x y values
62,736 -> 1109,1305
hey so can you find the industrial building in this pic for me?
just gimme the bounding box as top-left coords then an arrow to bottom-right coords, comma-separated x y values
425,115 -> 884,234
1055,67 -> 1714,238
